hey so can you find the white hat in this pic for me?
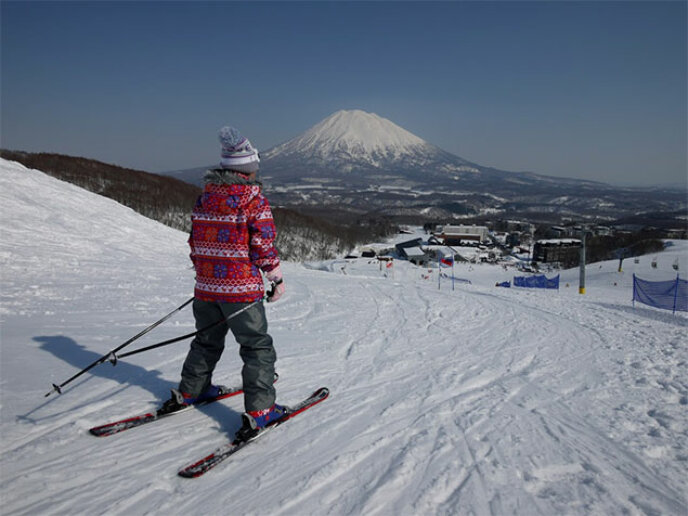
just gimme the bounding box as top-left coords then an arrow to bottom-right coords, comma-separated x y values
218,126 -> 260,173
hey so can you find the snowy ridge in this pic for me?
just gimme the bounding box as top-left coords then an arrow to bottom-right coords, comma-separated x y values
265,110 -> 428,161
263,109 -> 472,172
1,158 -> 687,515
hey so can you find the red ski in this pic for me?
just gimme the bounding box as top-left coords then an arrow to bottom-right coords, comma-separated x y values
89,374 -> 278,437
178,387 -> 329,478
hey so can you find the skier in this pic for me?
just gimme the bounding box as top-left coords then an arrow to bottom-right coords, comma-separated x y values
161,126 -> 286,441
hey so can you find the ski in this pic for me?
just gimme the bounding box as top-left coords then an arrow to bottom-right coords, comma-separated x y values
178,386 -> 329,478
89,374 -> 279,437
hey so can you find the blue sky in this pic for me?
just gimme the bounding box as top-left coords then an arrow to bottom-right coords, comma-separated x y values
1,1 -> 686,186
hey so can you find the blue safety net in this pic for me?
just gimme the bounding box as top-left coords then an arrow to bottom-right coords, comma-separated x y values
633,275 -> 687,313
513,274 -> 560,289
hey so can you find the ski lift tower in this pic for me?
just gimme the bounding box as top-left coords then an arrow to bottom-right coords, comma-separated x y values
579,230 -> 591,294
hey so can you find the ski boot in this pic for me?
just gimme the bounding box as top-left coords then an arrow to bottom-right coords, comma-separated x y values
235,404 -> 287,442
158,384 -> 225,416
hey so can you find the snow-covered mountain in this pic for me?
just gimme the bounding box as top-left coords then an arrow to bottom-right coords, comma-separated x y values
164,110 -> 686,224
262,109 -> 480,182
259,110 -> 685,221
2,158 -> 687,515
266,109 -> 429,160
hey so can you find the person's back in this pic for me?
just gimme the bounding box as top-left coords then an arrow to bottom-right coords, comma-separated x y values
189,168 -> 279,304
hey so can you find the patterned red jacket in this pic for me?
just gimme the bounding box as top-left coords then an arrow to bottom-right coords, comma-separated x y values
189,171 -> 280,303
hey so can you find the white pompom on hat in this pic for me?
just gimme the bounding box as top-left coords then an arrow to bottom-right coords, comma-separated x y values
219,126 -> 260,173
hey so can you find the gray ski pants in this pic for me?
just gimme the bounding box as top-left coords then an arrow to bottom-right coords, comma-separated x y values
179,299 -> 276,412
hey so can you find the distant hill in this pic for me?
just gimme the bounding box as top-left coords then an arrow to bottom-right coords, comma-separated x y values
0,150 -> 201,232
0,150 -> 396,261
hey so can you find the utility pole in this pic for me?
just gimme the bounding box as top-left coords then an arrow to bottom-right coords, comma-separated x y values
579,231 -> 588,294
617,247 -> 626,273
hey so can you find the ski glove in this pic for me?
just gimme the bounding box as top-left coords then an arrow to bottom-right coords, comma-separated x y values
266,266 -> 285,303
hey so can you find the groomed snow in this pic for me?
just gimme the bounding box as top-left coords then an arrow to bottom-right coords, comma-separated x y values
1,158 -> 686,515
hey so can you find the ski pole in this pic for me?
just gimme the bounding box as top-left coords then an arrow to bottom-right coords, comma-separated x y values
116,297 -> 264,361
44,297 -> 194,397
117,281 -> 278,361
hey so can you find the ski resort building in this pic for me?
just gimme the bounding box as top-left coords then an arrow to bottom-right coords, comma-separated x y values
434,225 -> 489,245
395,238 -> 429,265
402,246 -> 429,266
532,239 -> 581,266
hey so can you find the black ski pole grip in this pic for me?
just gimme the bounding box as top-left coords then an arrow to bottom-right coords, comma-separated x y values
267,278 -> 283,299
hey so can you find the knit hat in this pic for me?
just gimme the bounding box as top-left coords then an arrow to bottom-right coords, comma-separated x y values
219,126 -> 260,173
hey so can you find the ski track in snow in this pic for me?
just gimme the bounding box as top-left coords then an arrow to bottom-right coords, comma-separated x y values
1,159 -> 687,515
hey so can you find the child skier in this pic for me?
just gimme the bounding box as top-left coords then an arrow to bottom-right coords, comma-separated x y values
161,126 -> 286,441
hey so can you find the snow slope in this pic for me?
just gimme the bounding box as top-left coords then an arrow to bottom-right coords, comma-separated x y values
1,158 -> 687,515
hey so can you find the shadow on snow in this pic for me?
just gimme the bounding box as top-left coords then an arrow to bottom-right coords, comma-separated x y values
20,335 -> 241,437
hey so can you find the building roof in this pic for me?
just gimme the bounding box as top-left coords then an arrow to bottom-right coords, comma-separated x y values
403,246 -> 426,257
536,239 -> 581,246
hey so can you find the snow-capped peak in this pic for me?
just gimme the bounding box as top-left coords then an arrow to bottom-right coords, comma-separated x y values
264,109 -> 429,161
304,109 -> 427,151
